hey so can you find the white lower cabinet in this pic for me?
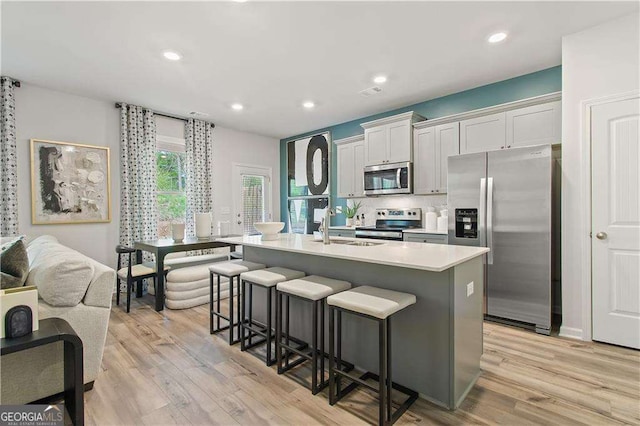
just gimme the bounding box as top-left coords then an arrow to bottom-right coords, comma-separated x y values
413,122 -> 459,194
336,136 -> 365,198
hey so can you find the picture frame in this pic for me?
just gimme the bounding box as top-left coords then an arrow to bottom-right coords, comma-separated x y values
30,139 -> 111,224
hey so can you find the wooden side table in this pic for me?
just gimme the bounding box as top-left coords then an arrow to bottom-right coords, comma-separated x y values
1,318 -> 84,426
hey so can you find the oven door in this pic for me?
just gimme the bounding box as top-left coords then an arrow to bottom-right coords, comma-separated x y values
364,162 -> 412,196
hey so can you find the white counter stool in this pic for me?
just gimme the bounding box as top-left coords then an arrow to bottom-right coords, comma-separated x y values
327,286 -> 418,426
209,260 -> 266,345
276,275 -> 352,395
239,267 -> 306,366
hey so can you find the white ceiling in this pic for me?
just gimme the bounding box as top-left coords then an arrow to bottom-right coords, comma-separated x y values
2,1 -> 638,138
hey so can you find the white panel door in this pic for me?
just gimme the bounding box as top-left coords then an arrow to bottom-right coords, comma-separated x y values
592,96 -> 640,349
436,122 -> 460,193
413,127 -> 436,194
506,101 -> 562,148
387,121 -> 412,163
353,141 -> 365,197
364,126 -> 387,166
460,112 -> 506,154
337,144 -> 355,198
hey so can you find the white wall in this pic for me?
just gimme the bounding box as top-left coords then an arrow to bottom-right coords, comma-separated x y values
15,84 -> 120,266
561,13 -> 640,339
211,126 -> 280,231
15,83 -> 280,267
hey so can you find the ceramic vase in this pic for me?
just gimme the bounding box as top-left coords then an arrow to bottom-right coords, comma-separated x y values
195,212 -> 212,239
171,223 -> 185,242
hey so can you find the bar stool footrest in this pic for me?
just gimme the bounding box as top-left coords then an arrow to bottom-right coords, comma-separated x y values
332,370 -> 418,423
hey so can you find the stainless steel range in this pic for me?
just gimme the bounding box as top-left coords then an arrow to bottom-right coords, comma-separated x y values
355,208 -> 422,241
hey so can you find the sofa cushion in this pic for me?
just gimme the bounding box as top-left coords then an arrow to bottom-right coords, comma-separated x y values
26,242 -> 94,307
1,239 -> 29,289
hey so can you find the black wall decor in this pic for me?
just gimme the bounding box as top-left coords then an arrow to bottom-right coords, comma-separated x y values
287,132 -> 331,234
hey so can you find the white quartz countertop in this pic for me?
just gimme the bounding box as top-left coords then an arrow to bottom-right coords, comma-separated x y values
403,228 -> 448,235
218,234 -> 488,272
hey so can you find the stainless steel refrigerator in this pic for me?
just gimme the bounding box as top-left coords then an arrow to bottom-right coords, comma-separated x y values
447,144 -> 552,334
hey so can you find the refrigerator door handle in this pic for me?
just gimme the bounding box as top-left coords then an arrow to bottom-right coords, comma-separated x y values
487,177 -> 494,265
479,178 -> 487,253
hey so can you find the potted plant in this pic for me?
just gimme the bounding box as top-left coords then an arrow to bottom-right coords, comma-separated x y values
344,201 -> 362,227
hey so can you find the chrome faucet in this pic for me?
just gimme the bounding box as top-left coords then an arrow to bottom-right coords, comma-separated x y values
320,208 -> 335,244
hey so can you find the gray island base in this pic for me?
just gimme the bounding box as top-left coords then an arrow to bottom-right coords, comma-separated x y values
219,234 -> 488,409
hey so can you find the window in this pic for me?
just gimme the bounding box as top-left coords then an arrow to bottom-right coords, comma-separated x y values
157,150 -> 186,238
241,174 -> 266,235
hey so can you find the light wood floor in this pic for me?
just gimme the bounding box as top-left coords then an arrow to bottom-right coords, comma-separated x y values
86,296 -> 640,425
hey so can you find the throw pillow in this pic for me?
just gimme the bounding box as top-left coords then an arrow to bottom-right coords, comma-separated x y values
1,240 -> 29,289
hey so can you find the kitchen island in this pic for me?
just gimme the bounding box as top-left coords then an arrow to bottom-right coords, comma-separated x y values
218,234 -> 489,409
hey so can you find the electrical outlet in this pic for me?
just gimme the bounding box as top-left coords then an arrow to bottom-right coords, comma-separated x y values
335,206 -> 343,214
467,281 -> 474,297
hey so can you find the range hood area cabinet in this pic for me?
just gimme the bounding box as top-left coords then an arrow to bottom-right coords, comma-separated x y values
413,122 -> 460,194
360,111 -> 426,166
335,135 -> 366,198
459,101 -> 561,155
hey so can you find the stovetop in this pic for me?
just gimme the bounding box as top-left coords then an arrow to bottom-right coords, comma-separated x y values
356,208 -> 423,232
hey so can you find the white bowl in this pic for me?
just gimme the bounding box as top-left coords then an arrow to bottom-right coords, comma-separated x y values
254,222 -> 285,240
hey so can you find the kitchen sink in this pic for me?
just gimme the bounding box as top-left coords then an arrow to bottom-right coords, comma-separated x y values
313,239 -> 384,246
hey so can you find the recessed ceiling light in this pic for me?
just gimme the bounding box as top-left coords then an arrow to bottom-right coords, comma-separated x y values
373,75 -> 387,84
163,51 -> 182,61
231,103 -> 244,111
302,101 -> 315,109
487,32 -> 508,44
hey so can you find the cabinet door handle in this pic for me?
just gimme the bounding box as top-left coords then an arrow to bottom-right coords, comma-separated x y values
500,146 -> 505,149
507,145 -> 511,148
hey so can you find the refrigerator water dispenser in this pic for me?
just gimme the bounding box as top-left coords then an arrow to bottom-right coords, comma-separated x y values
455,209 -> 478,238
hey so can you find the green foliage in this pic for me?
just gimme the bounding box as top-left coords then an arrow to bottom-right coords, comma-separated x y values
344,201 -> 362,219
157,151 -> 186,222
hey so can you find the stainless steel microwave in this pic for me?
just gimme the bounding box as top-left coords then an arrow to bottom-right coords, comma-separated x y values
363,162 -> 413,196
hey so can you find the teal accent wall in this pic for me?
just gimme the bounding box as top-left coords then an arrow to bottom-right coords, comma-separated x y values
280,65 -> 561,228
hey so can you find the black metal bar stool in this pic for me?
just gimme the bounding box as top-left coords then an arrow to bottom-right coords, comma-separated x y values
209,260 -> 266,344
238,267 -> 306,365
276,275 -> 352,395
327,286 -> 418,426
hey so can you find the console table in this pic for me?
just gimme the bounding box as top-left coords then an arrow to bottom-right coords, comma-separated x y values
134,236 -> 240,311
1,318 -> 84,425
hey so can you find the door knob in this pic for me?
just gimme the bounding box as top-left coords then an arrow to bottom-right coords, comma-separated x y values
596,232 -> 607,240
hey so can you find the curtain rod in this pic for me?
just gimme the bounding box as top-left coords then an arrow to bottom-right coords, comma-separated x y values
114,102 -> 214,128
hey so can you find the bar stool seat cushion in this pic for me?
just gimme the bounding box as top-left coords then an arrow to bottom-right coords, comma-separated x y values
208,260 -> 266,277
240,267 -> 305,288
326,286 -> 416,319
117,262 -> 169,280
277,275 -> 351,301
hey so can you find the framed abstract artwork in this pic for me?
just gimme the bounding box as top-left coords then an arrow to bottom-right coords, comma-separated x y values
30,139 -> 111,224
286,132 -> 330,233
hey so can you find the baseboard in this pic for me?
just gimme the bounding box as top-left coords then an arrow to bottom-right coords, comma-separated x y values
559,325 -> 584,340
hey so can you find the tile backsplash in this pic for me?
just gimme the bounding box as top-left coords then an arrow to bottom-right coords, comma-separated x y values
346,194 -> 447,227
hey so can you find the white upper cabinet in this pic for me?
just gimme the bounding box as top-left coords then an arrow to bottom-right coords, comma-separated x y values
459,100 -> 562,154
363,126 -> 387,166
361,111 -> 425,166
336,135 -> 365,198
460,112 -> 506,154
413,122 -> 459,194
506,101 -> 561,148
437,122 -> 460,193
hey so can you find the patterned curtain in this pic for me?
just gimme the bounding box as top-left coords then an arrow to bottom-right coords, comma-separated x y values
119,104 -> 157,256
185,119 -> 214,238
0,77 -> 18,237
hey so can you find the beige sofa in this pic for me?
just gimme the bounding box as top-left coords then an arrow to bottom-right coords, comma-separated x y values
0,235 -> 114,404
